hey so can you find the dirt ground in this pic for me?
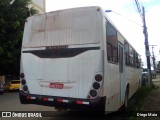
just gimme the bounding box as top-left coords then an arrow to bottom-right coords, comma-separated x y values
137,75 -> 160,120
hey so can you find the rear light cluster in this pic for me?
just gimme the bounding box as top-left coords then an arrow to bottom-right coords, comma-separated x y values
43,98 -> 54,102
26,96 -> 36,100
88,74 -> 103,98
26,96 -> 90,105
76,100 -> 89,105
20,73 -> 29,93
57,99 -> 69,103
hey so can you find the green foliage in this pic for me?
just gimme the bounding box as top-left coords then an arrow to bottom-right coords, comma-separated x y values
128,86 -> 152,120
0,0 -> 39,76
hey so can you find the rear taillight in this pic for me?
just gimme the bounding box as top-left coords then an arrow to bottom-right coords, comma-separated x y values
42,98 -> 54,102
93,82 -> 100,90
23,85 -> 28,92
90,89 -> 97,97
88,74 -> 103,98
21,79 -> 26,85
76,100 -> 89,105
57,99 -> 68,103
20,73 -> 29,93
95,74 -> 102,82
26,96 -> 36,100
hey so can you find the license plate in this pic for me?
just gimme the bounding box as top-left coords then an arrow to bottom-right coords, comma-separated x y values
49,83 -> 64,89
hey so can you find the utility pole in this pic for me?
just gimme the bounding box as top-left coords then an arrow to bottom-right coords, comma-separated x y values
134,0 -> 152,86
150,45 -> 157,71
142,7 -> 152,86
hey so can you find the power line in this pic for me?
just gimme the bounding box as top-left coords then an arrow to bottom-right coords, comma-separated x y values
105,10 -> 143,27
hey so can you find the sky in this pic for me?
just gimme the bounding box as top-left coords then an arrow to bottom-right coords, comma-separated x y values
45,0 -> 160,67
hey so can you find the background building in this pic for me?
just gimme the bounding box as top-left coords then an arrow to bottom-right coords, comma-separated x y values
31,0 -> 46,13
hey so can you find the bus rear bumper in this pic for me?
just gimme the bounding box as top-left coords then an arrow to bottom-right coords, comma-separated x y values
19,90 -> 106,111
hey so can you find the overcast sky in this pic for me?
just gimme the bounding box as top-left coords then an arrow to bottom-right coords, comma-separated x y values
45,0 -> 160,67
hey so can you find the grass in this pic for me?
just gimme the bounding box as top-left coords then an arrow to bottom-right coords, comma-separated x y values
152,83 -> 159,89
127,83 -> 160,120
127,85 -> 152,120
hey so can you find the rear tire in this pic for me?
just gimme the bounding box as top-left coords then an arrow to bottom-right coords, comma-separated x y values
122,89 -> 129,111
19,92 -> 28,104
124,92 -> 128,109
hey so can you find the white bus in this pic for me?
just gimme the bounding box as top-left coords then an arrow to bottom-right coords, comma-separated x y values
19,6 -> 142,111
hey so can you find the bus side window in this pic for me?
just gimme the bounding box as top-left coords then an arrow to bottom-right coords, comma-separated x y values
135,52 -> 139,68
137,55 -> 141,68
106,22 -> 118,63
129,46 -> 134,66
107,43 -> 112,62
124,42 -> 130,65
113,46 -> 118,62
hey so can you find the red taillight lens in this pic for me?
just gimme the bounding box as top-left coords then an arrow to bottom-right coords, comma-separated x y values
57,99 -> 63,102
95,74 -> 102,82
43,98 -> 49,101
26,96 -> 31,99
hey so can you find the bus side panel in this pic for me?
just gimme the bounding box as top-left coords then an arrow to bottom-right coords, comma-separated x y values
125,67 -> 141,99
104,63 -> 120,111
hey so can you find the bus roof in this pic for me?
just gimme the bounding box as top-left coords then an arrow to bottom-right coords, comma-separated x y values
22,6 -> 103,48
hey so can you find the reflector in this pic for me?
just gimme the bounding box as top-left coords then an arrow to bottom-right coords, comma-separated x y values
43,98 -> 49,101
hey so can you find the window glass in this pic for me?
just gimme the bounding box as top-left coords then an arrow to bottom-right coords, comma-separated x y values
129,46 -> 134,66
134,51 -> 139,68
107,43 -> 112,61
113,46 -> 118,62
106,23 -> 117,47
119,45 -> 123,72
124,41 -> 130,65
129,46 -> 133,58
106,23 -> 117,35
124,43 -> 129,54
106,22 -> 118,63
138,55 -> 141,68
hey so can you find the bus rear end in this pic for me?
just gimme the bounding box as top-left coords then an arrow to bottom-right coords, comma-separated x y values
19,6 -> 106,111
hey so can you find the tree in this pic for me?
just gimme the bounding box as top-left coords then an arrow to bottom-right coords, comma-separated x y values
157,61 -> 160,71
0,0 -> 38,78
